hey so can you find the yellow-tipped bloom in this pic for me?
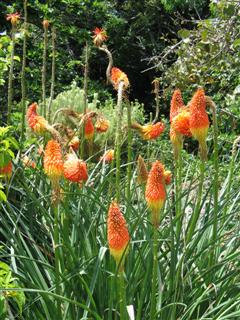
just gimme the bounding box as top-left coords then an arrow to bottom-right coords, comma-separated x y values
111,67 -> 130,91
137,155 -> 148,184
145,161 -> 166,226
43,140 -> 63,186
95,117 -> 109,133
163,170 -> 172,185
132,122 -> 165,140
189,88 -> 209,160
100,149 -> 114,163
93,27 -> 108,47
107,201 -> 130,270
6,12 -> 20,26
27,103 -> 48,135
84,118 -> 94,140
172,108 -> 192,137
63,153 -> 88,183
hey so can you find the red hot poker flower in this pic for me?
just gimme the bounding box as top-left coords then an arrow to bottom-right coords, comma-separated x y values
95,117 -> 109,133
189,88 -> 209,160
101,149 -> 114,163
93,27 -> 108,47
6,12 -> 20,26
44,140 -> 63,186
111,67 -> 130,91
132,122 -> 165,140
107,201 -> 130,270
0,161 -> 12,178
63,153 -> 88,183
27,102 -> 48,134
170,89 -> 185,122
84,118 -> 94,140
145,160 -> 166,227
172,108 -> 192,137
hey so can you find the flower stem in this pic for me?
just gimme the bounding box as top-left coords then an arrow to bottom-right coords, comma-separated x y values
53,204 -> 61,317
115,81 -> 124,202
150,226 -> 158,320
126,101 -> 132,202
186,159 -> 205,244
7,25 -> 16,124
20,0 -> 28,152
206,97 -> 219,267
47,27 -> 56,121
42,23 -> 48,118
175,151 -> 182,240
118,271 -> 127,320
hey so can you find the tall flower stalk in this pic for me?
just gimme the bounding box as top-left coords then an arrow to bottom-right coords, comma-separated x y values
206,97 -> 219,266
20,1 -> 27,150
47,26 -> 56,121
42,19 -> 49,118
126,98 -> 132,202
6,13 -> 20,124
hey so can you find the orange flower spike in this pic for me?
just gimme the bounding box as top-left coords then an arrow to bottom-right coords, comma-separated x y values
107,201 -> 130,270
101,149 -> 114,163
68,136 -> 80,151
95,117 -> 110,133
0,161 -> 12,178
84,118 -> 94,140
43,140 -> 63,186
163,170 -> 172,185
63,153 -> 88,183
189,88 -> 209,160
93,27 -> 108,47
27,103 -> 48,134
172,108 -> 192,137
141,122 -> 165,140
137,155 -> 148,185
6,12 -> 21,26
145,161 -> 166,227
170,89 -> 185,122
111,67 -> 130,91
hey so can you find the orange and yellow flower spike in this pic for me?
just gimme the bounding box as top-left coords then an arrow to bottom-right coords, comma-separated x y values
27,102 -> 48,135
93,27 -> 108,47
111,67 -> 129,91
107,201 -> 130,271
43,140 -> 63,187
132,122 -> 165,141
171,108 -> 192,137
189,88 -> 209,160
95,117 -> 110,133
63,153 -> 88,183
145,161 -> 166,227
101,149 -> 114,163
6,12 -> 20,26
0,161 -> 12,179
170,89 -> 185,123
84,118 -> 94,140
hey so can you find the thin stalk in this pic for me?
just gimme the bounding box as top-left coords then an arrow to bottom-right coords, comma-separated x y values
42,22 -> 48,118
20,0 -> 28,151
223,136 -> 240,219
53,203 -> 61,317
118,271 -> 127,320
206,97 -> 219,266
47,26 -> 56,121
147,113 -> 153,167
80,42 -> 89,158
150,226 -> 158,320
186,160 -> 205,244
176,151 -> 183,240
7,25 -> 16,124
126,101 -> 132,202
115,81 -> 124,202
152,79 -> 160,124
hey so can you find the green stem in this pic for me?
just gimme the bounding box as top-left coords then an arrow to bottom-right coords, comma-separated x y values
208,99 -> 219,267
186,160 -> 205,244
223,136 -> 240,220
47,27 -> 56,121
53,203 -> 61,317
126,102 -> 132,202
80,42 -> 89,159
175,152 -> 182,240
118,271 -> 127,320
7,25 -> 16,124
147,113 -> 153,168
42,24 -> 48,118
150,227 -> 158,320
20,0 -> 28,152
115,81 -> 124,202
